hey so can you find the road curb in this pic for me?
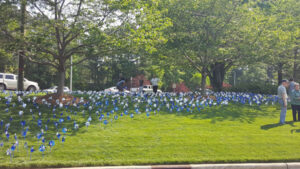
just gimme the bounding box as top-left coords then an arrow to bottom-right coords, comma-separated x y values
287,163 -> 300,169
191,163 -> 286,169
56,163 -> 300,169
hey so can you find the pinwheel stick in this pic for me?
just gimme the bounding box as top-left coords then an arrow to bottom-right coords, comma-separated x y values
30,152 -> 32,160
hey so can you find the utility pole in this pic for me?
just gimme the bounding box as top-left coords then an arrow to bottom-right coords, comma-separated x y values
70,56 -> 73,91
18,0 -> 26,93
233,71 -> 236,86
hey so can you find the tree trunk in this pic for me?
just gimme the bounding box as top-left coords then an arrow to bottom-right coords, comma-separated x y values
57,60 -> 65,97
209,62 -> 225,92
278,62 -> 283,85
293,48 -> 299,81
200,69 -> 207,96
17,0 -> 26,92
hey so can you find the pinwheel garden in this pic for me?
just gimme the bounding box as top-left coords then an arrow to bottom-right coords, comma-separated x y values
0,90 -> 300,168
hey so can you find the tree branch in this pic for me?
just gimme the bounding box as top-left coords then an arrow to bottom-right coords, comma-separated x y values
31,2 -> 49,19
182,53 -> 202,73
27,54 -> 59,69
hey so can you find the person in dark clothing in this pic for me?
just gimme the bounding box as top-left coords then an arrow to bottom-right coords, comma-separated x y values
116,78 -> 125,92
151,76 -> 159,94
139,80 -> 144,93
291,83 -> 300,121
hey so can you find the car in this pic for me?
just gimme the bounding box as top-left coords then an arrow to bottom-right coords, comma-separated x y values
196,88 -> 213,95
104,86 -> 119,93
104,86 -> 130,93
141,85 -> 162,93
43,86 -> 70,93
0,73 -> 40,91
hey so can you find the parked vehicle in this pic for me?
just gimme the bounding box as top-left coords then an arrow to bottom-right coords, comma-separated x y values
104,86 -> 130,93
196,88 -> 213,95
0,73 -> 40,91
131,85 -> 162,93
43,86 -> 70,93
130,87 -> 140,92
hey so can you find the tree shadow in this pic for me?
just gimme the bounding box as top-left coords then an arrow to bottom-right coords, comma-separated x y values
261,121 -> 296,130
171,104 -> 275,124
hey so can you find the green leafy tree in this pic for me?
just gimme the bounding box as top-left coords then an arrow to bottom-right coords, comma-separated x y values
162,0 -> 259,93
21,0 -> 170,96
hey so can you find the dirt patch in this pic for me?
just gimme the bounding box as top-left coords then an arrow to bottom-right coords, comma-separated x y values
35,93 -> 86,106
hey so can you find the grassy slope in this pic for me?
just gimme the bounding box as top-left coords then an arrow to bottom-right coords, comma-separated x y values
0,96 -> 300,168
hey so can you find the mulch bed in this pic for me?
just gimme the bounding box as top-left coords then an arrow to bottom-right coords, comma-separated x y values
35,93 -> 85,106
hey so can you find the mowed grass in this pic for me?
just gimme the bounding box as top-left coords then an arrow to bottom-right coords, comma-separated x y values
0,95 -> 300,168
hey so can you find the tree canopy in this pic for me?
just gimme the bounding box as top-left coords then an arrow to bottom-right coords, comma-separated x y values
0,0 -> 299,93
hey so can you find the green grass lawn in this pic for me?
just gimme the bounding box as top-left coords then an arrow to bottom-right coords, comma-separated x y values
0,94 -> 300,168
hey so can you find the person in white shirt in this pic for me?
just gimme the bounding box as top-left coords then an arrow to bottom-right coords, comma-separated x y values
151,77 -> 160,94
278,79 -> 289,124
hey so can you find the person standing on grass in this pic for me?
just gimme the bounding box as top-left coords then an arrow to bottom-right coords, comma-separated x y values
288,78 -> 295,97
291,83 -> 300,121
278,79 -> 289,124
151,76 -> 160,94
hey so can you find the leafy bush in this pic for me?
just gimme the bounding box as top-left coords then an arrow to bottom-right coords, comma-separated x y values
224,82 -> 277,95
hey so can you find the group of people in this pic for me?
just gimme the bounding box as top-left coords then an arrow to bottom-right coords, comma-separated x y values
116,76 -> 160,94
278,78 -> 300,124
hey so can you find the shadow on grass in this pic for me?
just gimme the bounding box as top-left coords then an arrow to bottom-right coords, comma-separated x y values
290,127 -> 300,134
172,104 -> 275,124
261,121 -> 296,130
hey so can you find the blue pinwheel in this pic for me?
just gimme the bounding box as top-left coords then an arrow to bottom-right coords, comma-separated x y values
29,146 -> 34,160
54,121 -> 58,129
62,128 -> 67,134
49,140 -> 55,151
56,132 -> 61,139
39,145 -> 46,157
22,130 -> 27,139
103,120 -> 108,125
37,119 -> 42,128
14,133 -> 17,141
36,133 -> 42,141
20,120 -> 26,128
6,132 -> 9,141
11,144 -> 16,156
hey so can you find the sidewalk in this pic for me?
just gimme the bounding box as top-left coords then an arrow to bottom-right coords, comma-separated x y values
56,163 -> 300,169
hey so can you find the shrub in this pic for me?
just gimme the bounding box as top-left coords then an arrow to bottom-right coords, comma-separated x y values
224,82 -> 277,95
